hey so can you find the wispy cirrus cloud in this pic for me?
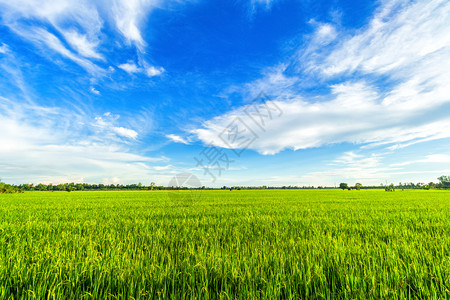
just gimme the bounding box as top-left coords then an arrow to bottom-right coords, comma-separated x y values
193,0 -> 450,155
320,0 -> 450,76
94,112 -> 139,140
0,0 -> 104,72
166,134 -> 190,144
62,30 -> 104,60
391,154 -> 450,167
0,0 -> 167,76
249,0 -> 279,13
10,26 -> 105,75
111,0 -> 161,50
90,87 -> 101,95
0,43 -> 9,54
118,62 -> 164,77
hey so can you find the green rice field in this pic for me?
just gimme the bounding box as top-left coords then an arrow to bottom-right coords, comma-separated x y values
0,189 -> 449,299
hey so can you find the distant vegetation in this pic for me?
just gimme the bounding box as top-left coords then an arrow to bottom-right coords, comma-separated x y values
0,181 -> 22,193
438,175 -> 450,188
339,182 -> 349,190
0,176 -> 449,193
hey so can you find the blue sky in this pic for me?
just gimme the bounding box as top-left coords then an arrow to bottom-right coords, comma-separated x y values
1,0 -> 449,187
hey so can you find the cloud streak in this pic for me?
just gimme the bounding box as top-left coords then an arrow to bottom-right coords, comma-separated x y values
0,43 -> 9,54
0,0 -> 105,74
111,0 -> 161,49
166,134 -> 190,144
118,62 -> 164,77
0,0 -> 167,76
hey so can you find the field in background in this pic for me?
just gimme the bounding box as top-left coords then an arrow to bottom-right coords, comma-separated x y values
0,189 -> 449,299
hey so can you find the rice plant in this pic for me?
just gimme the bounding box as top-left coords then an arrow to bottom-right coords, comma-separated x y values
0,189 -> 448,299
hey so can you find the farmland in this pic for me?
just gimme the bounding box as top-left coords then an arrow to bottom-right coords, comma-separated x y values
0,189 -> 449,299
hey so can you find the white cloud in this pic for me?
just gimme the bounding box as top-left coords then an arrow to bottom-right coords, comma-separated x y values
193,82 -> 450,155
0,43 -> 9,54
90,87 -> 101,95
118,62 -> 165,77
5,24 -> 104,75
332,151 -> 381,169
94,112 -> 138,140
118,62 -> 140,74
250,0 -> 277,12
0,0 -> 105,71
423,154 -> 450,163
113,126 -> 139,139
0,0 -> 167,75
153,164 -> 173,170
308,21 -> 337,47
322,0 -> 450,76
315,24 -> 336,42
146,66 -> 165,77
111,0 -> 160,49
193,0 -> 450,155
62,30 -> 103,60
391,154 -> 450,167
0,46 -> 35,102
166,134 -> 189,144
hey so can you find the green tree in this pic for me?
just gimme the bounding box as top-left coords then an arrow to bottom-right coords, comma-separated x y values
438,176 -> 450,188
339,183 -> 349,190
355,183 -> 362,190
0,180 -> 20,193
36,183 -> 47,191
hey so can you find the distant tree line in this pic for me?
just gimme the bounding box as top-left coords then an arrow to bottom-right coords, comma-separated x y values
338,176 -> 450,191
0,181 -> 22,193
1,176 -> 449,193
16,182 -> 159,192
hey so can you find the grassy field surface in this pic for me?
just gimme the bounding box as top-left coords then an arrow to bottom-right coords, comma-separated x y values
0,189 -> 449,299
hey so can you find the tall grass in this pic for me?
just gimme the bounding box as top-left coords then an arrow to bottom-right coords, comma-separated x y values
0,190 -> 449,299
